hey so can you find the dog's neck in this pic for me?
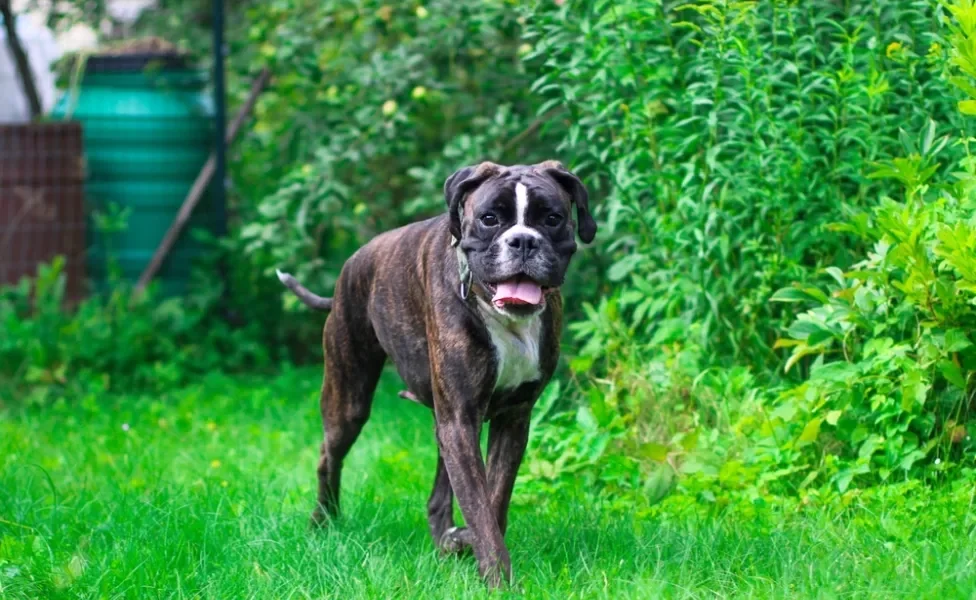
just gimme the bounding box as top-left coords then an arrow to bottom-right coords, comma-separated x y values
475,297 -> 543,391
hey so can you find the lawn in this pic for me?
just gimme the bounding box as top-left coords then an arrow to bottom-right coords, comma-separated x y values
1,368 -> 974,599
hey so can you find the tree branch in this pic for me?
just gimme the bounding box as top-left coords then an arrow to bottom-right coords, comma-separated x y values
0,0 -> 42,119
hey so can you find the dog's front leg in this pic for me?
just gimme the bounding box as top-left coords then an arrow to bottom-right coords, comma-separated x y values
434,405 -> 511,586
485,407 -> 532,537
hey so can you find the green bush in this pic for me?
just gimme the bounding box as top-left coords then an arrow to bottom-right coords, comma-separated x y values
676,127 -> 976,502
530,0 -> 965,373
519,0 -> 975,504
0,257 -> 271,398
763,136 -> 976,491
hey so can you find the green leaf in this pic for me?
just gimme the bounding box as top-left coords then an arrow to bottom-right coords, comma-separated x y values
770,285 -> 828,304
825,410 -> 843,426
945,329 -> 973,353
922,119 -> 936,155
787,319 -> 836,343
810,361 -> 857,383
834,463 -> 871,493
679,429 -> 700,452
643,464 -> 675,506
649,318 -> 686,347
938,359 -> 967,389
858,435 -> 882,460
576,405 -> 598,433
773,338 -> 803,349
569,355 -> 595,374
785,344 -> 819,373
771,401 -> 797,422
902,376 -> 930,409
835,470 -> 855,494
959,99 -> 976,115
824,267 -> 846,287
797,418 -> 823,446
639,442 -> 670,462
607,254 -> 644,282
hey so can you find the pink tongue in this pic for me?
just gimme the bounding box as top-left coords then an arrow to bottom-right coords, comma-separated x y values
492,278 -> 543,306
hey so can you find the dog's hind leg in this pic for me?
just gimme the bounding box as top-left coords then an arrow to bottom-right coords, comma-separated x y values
310,309 -> 385,527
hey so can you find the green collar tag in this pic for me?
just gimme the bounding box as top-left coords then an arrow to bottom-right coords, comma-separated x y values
451,201 -> 472,299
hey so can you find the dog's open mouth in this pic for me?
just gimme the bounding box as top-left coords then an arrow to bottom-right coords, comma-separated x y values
484,276 -> 551,309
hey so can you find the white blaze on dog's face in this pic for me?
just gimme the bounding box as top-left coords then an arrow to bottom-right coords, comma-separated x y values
495,182 -> 544,269
445,162 -> 596,319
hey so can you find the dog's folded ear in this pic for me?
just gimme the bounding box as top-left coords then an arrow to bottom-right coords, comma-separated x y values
444,162 -> 501,241
537,160 -> 597,244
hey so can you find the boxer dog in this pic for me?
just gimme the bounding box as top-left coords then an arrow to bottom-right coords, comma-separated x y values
276,160 -> 596,586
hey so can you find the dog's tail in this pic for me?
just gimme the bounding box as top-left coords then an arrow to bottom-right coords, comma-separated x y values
276,269 -> 334,312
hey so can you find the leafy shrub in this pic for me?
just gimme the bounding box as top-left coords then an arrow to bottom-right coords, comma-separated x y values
762,134 -> 976,491
520,0 -> 975,505
677,127 -> 976,502
528,0 -> 966,376
0,257 -> 271,399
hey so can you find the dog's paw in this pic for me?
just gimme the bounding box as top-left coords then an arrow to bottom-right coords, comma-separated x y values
309,507 -> 333,530
438,526 -> 475,555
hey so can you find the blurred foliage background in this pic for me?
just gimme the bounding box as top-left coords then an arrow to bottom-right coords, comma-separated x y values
3,0 -> 976,512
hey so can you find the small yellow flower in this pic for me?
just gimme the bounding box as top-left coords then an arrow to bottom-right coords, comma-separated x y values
210,459 -> 222,469
886,41 -> 903,58
411,86 -> 427,99
415,5 -> 428,18
382,99 -> 398,116
518,43 -> 533,56
929,42 -> 941,54
206,421 -> 218,432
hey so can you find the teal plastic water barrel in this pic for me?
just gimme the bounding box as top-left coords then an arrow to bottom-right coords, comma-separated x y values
51,52 -> 215,296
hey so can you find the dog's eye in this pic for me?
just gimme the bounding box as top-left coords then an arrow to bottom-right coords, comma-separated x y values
480,214 -> 498,227
545,214 -> 563,227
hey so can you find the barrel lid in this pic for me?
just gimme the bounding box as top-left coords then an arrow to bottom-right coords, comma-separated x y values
85,51 -> 190,74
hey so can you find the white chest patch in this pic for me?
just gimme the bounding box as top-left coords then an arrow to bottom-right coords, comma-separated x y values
478,301 -> 543,391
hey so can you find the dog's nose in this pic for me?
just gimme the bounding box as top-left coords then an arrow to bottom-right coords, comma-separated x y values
506,233 -> 539,258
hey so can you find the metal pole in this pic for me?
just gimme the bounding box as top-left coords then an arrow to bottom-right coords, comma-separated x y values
212,0 -> 226,236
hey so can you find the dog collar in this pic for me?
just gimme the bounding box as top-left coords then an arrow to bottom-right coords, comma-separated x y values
451,235 -> 473,300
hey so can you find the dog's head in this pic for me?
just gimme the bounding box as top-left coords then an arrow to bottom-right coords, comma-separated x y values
444,160 -> 597,318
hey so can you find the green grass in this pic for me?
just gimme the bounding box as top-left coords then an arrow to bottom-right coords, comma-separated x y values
1,368 -> 974,599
